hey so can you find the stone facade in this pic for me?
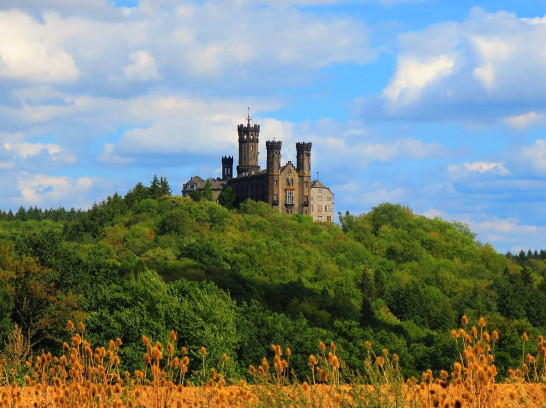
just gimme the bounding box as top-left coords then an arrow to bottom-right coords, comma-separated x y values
182,116 -> 333,220
309,180 -> 334,222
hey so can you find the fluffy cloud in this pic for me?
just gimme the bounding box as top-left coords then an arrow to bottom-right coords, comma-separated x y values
16,173 -> 94,207
447,161 -> 511,177
503,111 -> 545,129
519,140 -> 546,174
122,50 -> 161,81
0,10 -> 79,83
361,8 -> 546,123
0,132 -> 76,171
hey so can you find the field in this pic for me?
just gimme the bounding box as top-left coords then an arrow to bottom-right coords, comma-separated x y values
1,318 -> 546,408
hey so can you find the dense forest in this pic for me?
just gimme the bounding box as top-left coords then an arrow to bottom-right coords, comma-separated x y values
0,176 -> 545,383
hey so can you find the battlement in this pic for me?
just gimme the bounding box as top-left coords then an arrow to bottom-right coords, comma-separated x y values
266,140 -> 282,150
222,156 -> 234,163
238,124 -> 261,132
296,142 -> 312,151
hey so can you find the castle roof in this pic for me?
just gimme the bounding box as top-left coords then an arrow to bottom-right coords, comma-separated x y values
311,179 -> 333,194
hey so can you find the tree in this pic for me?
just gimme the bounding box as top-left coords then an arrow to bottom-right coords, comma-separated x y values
125,182 -> 149,207
159,176 -> 172,196
202,180 -> 213,201
358,268 -> 377,327
217,187 -> 236,209
0,245 -> 84,348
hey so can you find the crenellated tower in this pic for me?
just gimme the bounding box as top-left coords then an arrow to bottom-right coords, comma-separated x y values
266,140 -> 282,206
296,142 -> 312,212
236,110 -> 260,177
221,156 -> 233,180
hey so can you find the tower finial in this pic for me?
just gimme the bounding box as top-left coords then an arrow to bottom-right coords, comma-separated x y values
247,106 -> 251,127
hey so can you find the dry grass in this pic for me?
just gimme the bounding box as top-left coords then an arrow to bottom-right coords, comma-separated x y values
0,317 -> 545,407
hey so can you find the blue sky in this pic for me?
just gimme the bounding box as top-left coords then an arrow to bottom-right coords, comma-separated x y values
1,0 -> 546,253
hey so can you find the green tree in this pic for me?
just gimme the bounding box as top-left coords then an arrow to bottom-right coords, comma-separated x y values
217,187 -> 236,209
202,180 -> 213,201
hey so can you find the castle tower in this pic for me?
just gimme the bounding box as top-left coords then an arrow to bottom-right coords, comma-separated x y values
296,142 -> 312,213
266,140 -> 282,206
236,110 -> 260,177
221,156 -> 233,180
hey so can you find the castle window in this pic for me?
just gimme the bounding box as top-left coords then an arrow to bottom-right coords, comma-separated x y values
325,205 -> 331,212
327,216 -> 332,222
327,196 -> 332,201
275,180 -> 278,186
318,205 -> 322,213
285,190 -> 294,204
305,182 -> 308,188
318,216 -> 323,221
310,204 -> 313,211
318,196 -> 322,201
318,189 -> 322,193
250,145 -> 254,150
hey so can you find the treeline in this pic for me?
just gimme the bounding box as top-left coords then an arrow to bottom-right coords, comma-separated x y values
0,176 -> 545,382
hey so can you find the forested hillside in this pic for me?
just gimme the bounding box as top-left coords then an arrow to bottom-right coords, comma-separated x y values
0,177 -> 545,381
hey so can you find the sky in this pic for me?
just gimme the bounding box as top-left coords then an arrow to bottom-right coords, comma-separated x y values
1,0 -> 546,253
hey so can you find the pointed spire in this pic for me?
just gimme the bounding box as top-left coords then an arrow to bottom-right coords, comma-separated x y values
247,106 -> 251,126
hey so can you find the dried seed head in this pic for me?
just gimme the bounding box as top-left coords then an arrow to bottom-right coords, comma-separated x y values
478,317 -> 485,327
200,346 -> 207,356
169,330 -> 177,342
462,316 -> 468,325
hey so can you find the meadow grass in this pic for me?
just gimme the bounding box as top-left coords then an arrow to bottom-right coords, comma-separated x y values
0,317 -> 545,407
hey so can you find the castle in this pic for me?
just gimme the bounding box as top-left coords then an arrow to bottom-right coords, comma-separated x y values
182,113 -> 334,221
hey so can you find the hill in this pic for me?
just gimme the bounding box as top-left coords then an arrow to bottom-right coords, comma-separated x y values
0,178 -> 545,380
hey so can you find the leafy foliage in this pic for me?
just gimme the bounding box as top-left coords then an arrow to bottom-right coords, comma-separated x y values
0,181 -> 545,379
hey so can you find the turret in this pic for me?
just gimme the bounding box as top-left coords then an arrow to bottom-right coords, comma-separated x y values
222,156 -> 233,180
296,142 -> 312,175
266,140 -> 282,173
236,110 -> 260,177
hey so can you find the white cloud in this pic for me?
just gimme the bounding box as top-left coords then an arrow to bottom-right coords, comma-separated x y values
0,132 -> 76,170
519,140 -> 546,173
503,111 -> 545,129
16,173 -> 94,206
447,161 -> 511,176
122,50 -> 161,81
367,8 -> 546,123
0,10 -> 79,83
383,55 -> 454,106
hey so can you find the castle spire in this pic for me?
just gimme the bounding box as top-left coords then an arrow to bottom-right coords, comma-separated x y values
247,106 -> 252,126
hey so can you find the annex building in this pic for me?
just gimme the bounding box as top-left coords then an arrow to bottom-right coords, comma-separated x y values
182,113 -> 334,221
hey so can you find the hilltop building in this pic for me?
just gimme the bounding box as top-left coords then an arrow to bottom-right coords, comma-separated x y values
182,113 -> 333,220
309,180 -> 334,222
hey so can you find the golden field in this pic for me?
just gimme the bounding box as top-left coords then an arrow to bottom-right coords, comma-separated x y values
1,318 -> 546,408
